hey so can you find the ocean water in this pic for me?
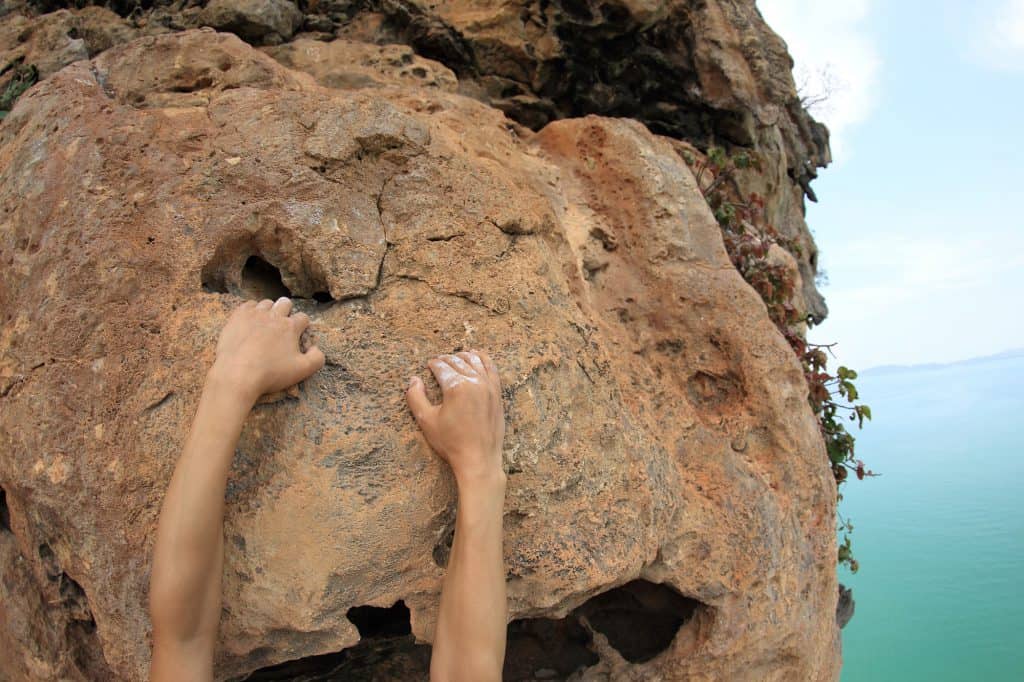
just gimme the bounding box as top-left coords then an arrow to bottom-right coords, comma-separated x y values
838,352 -> 1024,681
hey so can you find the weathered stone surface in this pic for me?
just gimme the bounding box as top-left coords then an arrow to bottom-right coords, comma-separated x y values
1,0 -> 831,323
262,38 -> 458,92
199,0 -> 304,45
0,26 -> 840,682
329,0 -> 830,321
0,6 -> 136,81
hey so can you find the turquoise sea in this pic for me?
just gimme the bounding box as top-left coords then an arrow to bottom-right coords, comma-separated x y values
838,351 -> 1024,681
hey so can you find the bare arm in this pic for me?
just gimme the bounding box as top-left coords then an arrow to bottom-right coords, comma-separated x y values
406,351 -> 507,682
149,297 -> 324,681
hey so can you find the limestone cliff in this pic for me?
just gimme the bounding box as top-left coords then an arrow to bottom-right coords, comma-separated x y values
0,3 -> 840,680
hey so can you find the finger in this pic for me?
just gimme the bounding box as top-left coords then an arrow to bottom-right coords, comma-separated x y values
477,350 -> 501,392
299,345 -> 326,377
444,354 -> 476,377
406,376 -> 438,426
462,351 -> 486,375
271,296 -> 293,316
290,311 -> 310,334
232,300 -> 255,320
428,358 -> 461,391
256,298 -> 274,311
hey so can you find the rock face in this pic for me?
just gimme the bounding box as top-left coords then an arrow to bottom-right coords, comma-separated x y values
329,0 -> 830,321
0,6 -> 843,682
200,0 -> 304,45
262,38 -> 459,92
1,0 -> 831,320
0,6 -> 137,80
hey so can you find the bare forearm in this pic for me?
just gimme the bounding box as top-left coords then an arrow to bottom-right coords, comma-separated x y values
150,370 -> 253,646
431,470 -> 507,682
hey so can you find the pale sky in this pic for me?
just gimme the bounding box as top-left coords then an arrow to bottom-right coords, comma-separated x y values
756,0 -> 1024,370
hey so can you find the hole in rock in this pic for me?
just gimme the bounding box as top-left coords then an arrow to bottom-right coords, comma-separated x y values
504,580 -> 702,678
0,486 -> 10,533
241,256 -> 292,300
243,600 -> 431,681
202,253 -> 335,304
241,583 -> 704,680
346,601 -> 412,639
576,579 -> 701,663
38,543 -> 69,583
504,613 -> 599,680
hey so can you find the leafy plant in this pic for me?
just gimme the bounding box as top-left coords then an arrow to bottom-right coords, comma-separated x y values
683,145 -> 875,573
0,62 -> 39,120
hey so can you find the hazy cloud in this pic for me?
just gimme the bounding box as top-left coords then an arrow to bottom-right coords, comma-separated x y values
967,0 -> 1024,72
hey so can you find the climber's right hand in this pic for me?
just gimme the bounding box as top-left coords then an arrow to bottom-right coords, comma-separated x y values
406,350 -> 505,486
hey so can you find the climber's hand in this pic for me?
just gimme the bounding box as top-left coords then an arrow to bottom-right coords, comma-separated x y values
209,297 -> 325,404
406,351 -> 505,485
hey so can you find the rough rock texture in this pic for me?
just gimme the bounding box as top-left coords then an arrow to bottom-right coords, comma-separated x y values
328,0 -> 830,321
0,28 -> 840,681
262,38 -> 458,92
199,0 -> 304,45
0,6 -> 137,80
1,0 -> 831,321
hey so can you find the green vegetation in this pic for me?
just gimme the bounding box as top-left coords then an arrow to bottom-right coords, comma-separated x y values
682,145 -> 874,573
0,63 -> 39,120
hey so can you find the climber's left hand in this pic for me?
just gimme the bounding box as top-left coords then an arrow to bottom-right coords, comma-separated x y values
208,297 -> 325,404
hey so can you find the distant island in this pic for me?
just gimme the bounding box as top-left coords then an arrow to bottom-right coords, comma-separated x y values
863,347 -> 1024,376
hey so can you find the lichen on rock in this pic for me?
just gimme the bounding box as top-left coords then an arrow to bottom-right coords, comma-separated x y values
1,3 -> 842,681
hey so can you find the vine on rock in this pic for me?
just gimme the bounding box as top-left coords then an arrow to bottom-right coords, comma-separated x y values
680,145 -> 874,573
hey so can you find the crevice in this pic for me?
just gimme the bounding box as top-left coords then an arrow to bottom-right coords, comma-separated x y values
394,273 -> 500,314
89,64 -> 115,100
575,357 -> 595,384
168,75 -> 215,93
0,486 -> 11,533
431,503 -> 456,568
31,536 -> 112,676
142,391 -> 174,413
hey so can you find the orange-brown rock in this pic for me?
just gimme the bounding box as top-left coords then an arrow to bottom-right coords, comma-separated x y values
2,0 -> 832,322
332,0 -> 831,322
262,38 -> 458,92
0,27 -> 839,682
0,6 -> 137,81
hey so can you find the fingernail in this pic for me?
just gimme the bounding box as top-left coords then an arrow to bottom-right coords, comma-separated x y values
408,377 -> 416,388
